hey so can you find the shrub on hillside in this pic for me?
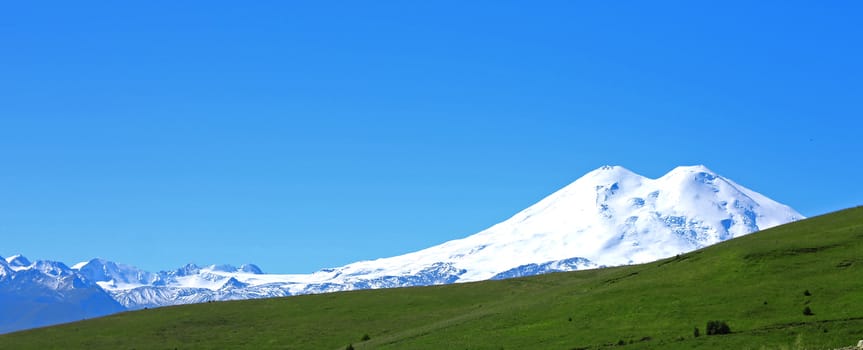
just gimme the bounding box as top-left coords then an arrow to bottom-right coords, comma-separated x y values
706,320 -> 730,335
803,306 -> 813,316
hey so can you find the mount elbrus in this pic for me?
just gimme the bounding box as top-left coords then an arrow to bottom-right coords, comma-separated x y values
0,165 -> 802,333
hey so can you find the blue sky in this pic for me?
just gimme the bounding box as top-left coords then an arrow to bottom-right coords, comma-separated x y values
1,1 -> 861,273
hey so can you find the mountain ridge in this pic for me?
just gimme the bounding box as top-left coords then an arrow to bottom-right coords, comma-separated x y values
0,165 -> 803,333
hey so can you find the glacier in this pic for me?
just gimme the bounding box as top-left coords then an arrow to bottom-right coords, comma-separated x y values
0,165 -> 803,333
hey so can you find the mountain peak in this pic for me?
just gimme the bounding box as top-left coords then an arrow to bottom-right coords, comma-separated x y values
207,264 -> 238,273
201,264 -> 263,274
72,258 -> 159,288
576,165 -> 642,186
5,254 -> 32,269
587,165 -> 635,176
80,257 -> 107,265
31,260 -> 73,277
666,164 -> 716,175
384,164 -> 803,282
172,264 -> 202,277
71,258 -> 119,272
239,264 -> 263,274
0,256 -> 9,277
657,165 -> 731,191
220,277 -> 249,290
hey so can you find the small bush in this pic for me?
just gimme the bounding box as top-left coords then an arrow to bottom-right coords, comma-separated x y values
706,320 -> 730,335
804,290 -> 811,296
693,327 -> 700,337
345,344 -> 354,350
803,306 -> 813,316
361,334 -> 370,341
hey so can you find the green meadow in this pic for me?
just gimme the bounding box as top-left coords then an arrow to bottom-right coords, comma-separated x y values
2,207 -> 861,350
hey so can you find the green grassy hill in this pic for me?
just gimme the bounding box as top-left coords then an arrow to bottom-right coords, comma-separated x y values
3,207 -> 862,350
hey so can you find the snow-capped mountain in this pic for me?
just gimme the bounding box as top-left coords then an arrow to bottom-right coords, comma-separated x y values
247,164 -> 800,289
0,255 -> 124,334
73,258 -> 160,290
1,165 -> 803,332
70,165 -> 804,307
89,263 -> 273,309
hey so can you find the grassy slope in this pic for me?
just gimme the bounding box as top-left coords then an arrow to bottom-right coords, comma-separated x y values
2,207 -> 862,350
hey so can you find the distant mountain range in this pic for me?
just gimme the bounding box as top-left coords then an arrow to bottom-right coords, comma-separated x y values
0,165 -> 803,333
0,255 -> 124,333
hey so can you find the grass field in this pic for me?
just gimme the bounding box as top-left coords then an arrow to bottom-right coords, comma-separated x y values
2,207 -> 861,349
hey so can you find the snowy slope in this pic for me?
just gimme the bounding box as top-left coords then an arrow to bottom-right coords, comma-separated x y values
293,165 -> 802,284
3,165 -> 804,323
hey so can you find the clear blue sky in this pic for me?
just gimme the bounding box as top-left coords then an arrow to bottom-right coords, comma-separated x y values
1,1 -> 861,273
